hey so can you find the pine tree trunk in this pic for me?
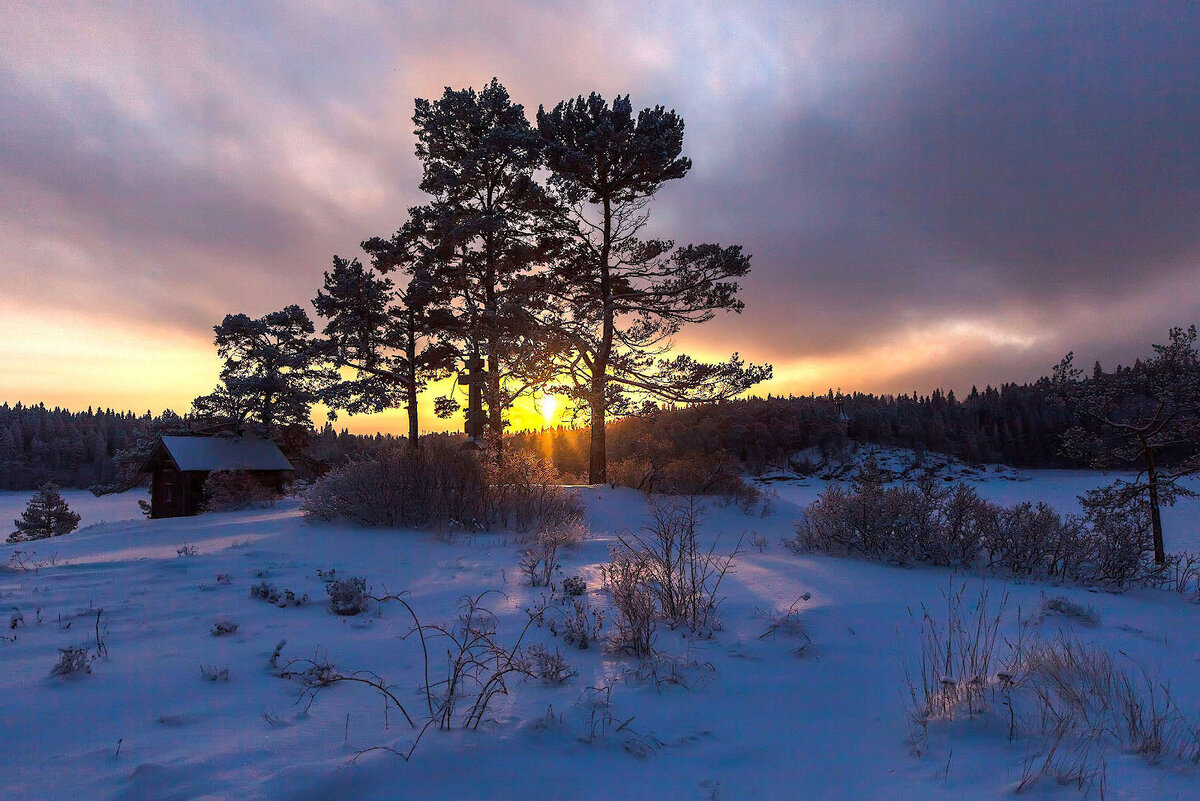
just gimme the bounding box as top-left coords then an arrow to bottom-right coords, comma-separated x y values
1146,451 -> 1166,564
406,324 -> 419,449
406,387 -> 419,450
588,194 -> 614,486
588,396 -> 606,485
488,354 -> 503,464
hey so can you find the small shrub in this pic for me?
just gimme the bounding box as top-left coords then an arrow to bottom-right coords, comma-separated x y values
251,582 -> 307,608
519,644 -> 577,685
211,619 -> 239,636
608,447 -> 762,510
1075,487 -> 1156,587
200,664 -> 230,682
519,518 -> 588,587
601,551 -> 656,658
556,598 -> 604,650
326,576 -> 368,616
1038,595 -> 1099,626
562,575 -> 587,596
50,646 -> 94,677
615,497 -> 740,634
758,600 -> 814,657
176,543 -> 199,558
9,483 -> 80,543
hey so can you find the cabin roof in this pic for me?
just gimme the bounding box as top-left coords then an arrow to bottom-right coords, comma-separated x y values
149,435 -> 294,473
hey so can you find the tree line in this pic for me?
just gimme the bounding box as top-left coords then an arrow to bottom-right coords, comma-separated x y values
0,403 -> 146,490
505,382 -> 1083,479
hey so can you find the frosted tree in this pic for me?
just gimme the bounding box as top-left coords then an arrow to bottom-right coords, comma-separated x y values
9,482 -> 81,542
395,79 -> 560,454
536,93 -> 771,483
193,305 -> 336,432
1054,325 -> 1200,564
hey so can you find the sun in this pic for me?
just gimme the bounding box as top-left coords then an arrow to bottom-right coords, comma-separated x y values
536,395 -> 559,426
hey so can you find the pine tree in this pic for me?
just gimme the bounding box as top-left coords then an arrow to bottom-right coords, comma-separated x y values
536,92 -> 771,482
398,78 -> 560,454
1055,325 -> 1200,563
9,482 -> 81,542
193,306 -> 336,432
313,254 -> 455,446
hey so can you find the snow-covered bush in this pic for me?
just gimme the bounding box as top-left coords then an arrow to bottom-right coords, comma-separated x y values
791,479 -> 1163,588
611,497 -> 741,637
326,575 -> 368,615
608,448 -> 762,510
1074,487 -> 1156,586
482,451 -> 585,532
301,442 -> 580,533
50,646 -> 94,677
519,519 -> 587,587
251,582 -> 308,607
8,483 -> 80,543
200,664 -> 230,682
601,550 -> 657,658
562,575 -> 587,596
202,470 -> 278,512
981,501 -> 1079,577
210,619 -> 239,636
556,597 -> 604,650
518,643 -> 577,684
1037,595 -> 1099,626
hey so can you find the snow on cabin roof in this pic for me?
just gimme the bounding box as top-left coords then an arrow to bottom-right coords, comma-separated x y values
156,436 -> 294,472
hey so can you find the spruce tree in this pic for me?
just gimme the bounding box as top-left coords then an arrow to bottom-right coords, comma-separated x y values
9,482 -> 80,542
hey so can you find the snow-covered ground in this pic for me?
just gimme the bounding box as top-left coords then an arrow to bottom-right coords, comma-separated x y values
1,473 -> 1198,800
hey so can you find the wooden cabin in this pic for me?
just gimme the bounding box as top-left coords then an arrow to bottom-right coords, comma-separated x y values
140,435 -> 294,518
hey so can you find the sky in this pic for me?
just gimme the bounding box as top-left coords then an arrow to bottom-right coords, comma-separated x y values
3,2 -> 1199,434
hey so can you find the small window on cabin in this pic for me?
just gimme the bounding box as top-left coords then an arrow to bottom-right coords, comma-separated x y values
162,484 -> 173,503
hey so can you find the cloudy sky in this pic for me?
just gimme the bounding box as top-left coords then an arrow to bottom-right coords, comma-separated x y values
3,2 -> 1199,432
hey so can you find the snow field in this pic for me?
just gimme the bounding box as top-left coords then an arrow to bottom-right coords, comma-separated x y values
0,474 -> 1197,800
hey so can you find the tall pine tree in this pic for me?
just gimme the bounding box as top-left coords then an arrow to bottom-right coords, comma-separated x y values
536,93 -> 771,482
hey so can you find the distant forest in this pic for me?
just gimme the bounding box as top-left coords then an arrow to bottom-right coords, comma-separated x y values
0,404 -> 399,491
0,379 -> 1081,491
511,382 -> 1080,478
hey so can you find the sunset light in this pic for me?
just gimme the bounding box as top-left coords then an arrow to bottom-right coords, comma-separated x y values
536,394 -> 559,426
